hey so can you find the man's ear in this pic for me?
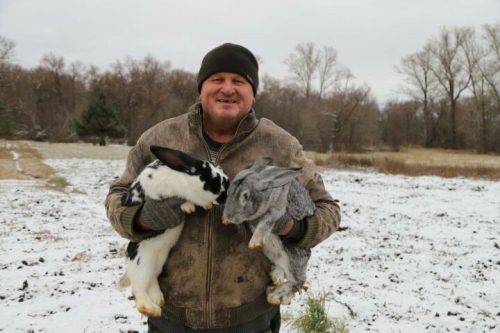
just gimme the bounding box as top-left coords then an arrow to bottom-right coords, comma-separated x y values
199,95 -> 202,101
253,97 -> 256,104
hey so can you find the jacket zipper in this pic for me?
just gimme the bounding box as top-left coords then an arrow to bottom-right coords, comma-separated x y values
205,211 -> 215,327
199,113 -> 248,327
199,130 -> 214,327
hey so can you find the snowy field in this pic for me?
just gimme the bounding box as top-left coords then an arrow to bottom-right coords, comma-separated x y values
1,158 -> 499,333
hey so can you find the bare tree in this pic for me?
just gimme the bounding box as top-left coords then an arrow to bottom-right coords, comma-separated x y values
255,75 -> 304,138
108,57 -> 142,142
428,27 -> 471,149
0,36 -> 17,136
484,23 -> 500,61
0,36 -> 16,93
319,77 -> 371,151
0,36 -> 15,64
68,61 -> 87,117
284,43 -> 320,98
284,43 -> 348,99
165,69 -> 198,117
460,27 -> 492,152
381,100 -> 423,150
40,53 -> 72,139
317,46 -> 338,97
396,48 -> 438,146
332,92 -> 379,151
139,54 -> 171,124
481,24 -> 500,111
481,23 -> 500,151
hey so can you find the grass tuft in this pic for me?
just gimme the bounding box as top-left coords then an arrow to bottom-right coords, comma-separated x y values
50,176 -> 70,187
291,292 -> 349,333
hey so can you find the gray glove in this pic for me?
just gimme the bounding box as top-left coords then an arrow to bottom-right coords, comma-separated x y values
140,197 -> 185,231
272,212 -> 308,244
271,212 -> 293,234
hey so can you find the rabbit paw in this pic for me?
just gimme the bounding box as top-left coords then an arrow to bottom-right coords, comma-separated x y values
134,291 -> 162,317
248,232 -> 266,250
181,201 -> 196,214
202,202 -> 213,210
266,282 -> 297,305
270,266 -> 286,286
147,282 -> 165,307
248,237 -> 266,250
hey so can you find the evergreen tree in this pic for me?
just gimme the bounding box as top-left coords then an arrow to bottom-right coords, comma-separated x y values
0,102 -> 16,137
75,93 -> 125,146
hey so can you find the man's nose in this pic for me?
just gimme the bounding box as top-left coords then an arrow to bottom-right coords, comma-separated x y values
220,81 -> 236,95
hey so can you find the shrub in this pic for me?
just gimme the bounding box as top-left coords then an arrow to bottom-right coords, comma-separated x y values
50,176 -> 69,187
291,292 -> 349,333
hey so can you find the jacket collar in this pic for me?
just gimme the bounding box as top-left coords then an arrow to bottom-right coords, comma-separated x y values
188,102 -> 258,134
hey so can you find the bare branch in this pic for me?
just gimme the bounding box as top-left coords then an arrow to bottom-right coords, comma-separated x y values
284,42 -> 320,98
0,36 -> 15,64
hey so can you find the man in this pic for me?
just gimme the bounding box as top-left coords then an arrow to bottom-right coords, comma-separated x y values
105,43 -> 341,333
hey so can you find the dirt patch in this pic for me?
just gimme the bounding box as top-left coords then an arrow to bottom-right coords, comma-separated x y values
0,140 -> 131,185
27,141 -> 131,160
0,141 -> 54,180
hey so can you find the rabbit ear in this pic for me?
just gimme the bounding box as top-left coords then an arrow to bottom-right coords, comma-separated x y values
257,167 -> 303,189
150,146 -> 200,173
233,158 -> 273,182
249,157 -> 273,172
233,169 -> 255,182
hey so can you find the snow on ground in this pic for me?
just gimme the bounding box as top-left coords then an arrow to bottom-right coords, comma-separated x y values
1,158 -> 499,333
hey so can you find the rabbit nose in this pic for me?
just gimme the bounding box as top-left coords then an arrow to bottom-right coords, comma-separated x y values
222,215 -> 232,225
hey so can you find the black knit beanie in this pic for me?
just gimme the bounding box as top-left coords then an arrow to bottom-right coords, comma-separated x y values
197,43 -> 259,96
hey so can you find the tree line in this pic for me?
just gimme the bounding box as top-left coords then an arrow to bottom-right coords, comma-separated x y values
390,24 -> 500,153
0,23 -> 499,153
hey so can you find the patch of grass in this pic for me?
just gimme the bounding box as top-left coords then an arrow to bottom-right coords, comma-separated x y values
0,149 -> 12,158
32,229 -> 63,242
50,176 -> 70,188
28,140 -> 131,160
377,159 -> 500,179
291,292 -> 349,333
281,310 -> 294,323
67,251 -> 92,262
309,148 -> 500,180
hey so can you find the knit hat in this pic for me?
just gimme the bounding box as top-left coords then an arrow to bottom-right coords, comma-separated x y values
197,43 -> 259,96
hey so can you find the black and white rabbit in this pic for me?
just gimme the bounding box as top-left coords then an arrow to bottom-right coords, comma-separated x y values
119,145 -> 229,317
222,157 -> 315,305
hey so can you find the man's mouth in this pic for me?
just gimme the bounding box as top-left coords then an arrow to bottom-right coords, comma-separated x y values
218,99 -> 237,103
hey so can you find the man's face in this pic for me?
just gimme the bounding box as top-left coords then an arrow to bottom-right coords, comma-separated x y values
199,72 -> 255,127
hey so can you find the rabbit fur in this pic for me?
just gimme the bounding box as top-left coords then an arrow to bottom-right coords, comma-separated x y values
119,146 -> 229,317
222,157 -> 315,305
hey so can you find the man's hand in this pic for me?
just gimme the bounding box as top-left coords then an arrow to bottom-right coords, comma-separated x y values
271,212 -> 295,236
279,218 -> 295,236
136,197 -> 185,231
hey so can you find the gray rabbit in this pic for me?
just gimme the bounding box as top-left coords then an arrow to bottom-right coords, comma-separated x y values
222,157 -> 315,305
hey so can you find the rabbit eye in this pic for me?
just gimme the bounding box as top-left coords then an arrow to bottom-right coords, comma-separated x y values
240,190 -> 250,204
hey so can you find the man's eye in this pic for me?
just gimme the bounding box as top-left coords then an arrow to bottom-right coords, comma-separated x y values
212,78 -> 223,83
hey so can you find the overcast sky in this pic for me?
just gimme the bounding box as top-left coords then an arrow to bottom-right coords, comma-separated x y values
1,0 -> 499,104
